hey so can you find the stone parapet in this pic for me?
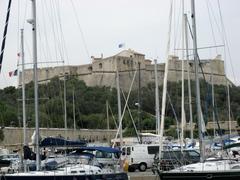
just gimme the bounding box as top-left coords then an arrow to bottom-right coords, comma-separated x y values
18,49 -> 229,90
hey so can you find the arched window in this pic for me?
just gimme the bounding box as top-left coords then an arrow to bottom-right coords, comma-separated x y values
88,66 -> 92,71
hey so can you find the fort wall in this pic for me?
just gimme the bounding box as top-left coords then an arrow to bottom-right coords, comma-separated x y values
0,127 -> 117,148
19,50 -> 228,91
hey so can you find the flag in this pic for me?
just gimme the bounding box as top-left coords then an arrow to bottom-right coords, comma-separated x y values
9,69 -> 18,77
118,43 -> 125,48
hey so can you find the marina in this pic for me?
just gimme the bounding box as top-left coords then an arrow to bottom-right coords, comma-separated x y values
0,0 -> 240,179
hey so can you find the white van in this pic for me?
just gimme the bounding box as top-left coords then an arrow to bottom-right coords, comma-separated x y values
121,144 -> 159,172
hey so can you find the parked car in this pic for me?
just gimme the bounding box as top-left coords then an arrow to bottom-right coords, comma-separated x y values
153,149 -> 200,171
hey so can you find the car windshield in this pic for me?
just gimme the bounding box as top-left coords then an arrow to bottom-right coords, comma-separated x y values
162,151 -> 181,159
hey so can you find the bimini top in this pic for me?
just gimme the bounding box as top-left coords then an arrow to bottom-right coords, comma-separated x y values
40,137 -> 87,147
79,146 -> 121,153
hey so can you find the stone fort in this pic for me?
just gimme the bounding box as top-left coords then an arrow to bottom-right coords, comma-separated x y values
20,49 -> 228,90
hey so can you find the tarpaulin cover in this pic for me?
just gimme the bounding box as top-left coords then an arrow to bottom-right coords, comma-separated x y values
40,137 -> 87,147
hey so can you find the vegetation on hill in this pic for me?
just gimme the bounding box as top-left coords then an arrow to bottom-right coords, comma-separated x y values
0,76 -> 239,140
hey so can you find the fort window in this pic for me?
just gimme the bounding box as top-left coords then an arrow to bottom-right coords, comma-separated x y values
99,63 -> 102,69
123,60 -> 126,64
88,66 -> 92,71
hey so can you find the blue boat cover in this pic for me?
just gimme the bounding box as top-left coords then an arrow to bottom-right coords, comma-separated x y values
68,151 -> 95,158
224,142 -> 240,149
40,137 -> 87,147
79,146 -> 121,153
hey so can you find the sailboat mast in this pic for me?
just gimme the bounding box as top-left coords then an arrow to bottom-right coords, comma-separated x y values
154,59 -> 160,135
191,0 -> 204,162
138,62 -> 142,143
20,29 -> 27,173
227,82 -> 231,135
158,0 -> 173,162
106,100 -> 110,144
21,29 -> 27,146
31,0 -> 40,170
211,65 -> 216,138
159,58 -> 169,161
72,89 -> 76,135
0,0 -> 12,73
181,0 -> 185,151
116,68 -> 123,148
184,14 -> 194,141
64,72 -> 67,131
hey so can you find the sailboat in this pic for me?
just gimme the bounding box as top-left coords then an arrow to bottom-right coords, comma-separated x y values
156,0 -> 240,180
0,0 -> 128,179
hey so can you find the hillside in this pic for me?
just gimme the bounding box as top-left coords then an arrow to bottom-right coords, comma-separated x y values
0,76 -> 239,138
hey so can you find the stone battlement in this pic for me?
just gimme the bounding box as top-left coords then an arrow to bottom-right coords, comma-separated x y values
19,49 -> 228,90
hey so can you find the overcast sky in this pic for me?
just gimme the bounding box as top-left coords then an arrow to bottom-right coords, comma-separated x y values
0,0 -> 239,88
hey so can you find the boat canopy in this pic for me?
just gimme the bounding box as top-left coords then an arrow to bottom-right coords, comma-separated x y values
40,137 -> 87,147
79,146 -> 121,153
223,142 -> 240,149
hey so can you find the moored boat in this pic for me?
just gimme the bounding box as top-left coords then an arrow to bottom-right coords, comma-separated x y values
155,0 -> 240,180
2,163 -> 128,180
